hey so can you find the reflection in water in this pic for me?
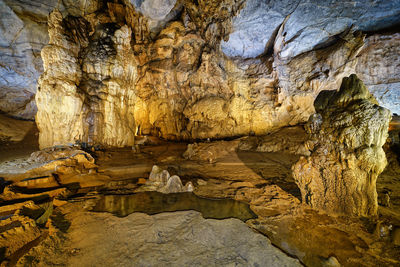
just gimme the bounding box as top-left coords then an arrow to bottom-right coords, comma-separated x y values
93,191 -> 257,221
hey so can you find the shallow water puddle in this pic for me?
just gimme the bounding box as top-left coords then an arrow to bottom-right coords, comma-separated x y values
92,191 -> 257,221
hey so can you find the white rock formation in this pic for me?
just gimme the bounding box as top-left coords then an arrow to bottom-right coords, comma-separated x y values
143,165 -> 194,193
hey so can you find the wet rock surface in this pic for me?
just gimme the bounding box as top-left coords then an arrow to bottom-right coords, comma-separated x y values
0,126 -> 399,266
293,75 -> 391,216
91,191 -> 256,221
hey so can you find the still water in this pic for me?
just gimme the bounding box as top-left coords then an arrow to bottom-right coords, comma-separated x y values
93,191 -> 257,221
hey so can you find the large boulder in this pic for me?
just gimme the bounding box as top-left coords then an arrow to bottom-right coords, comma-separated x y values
292,74 -> 391,216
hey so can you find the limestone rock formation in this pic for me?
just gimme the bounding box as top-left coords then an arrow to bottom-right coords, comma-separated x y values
0,0 -> 107,120
130,0 -> 182,35
141,165 -> 193,193
0,0 -> 392,148
0,210 -> 41,261
276,0 -> 400,60
0,0 -> 53,119
292,74 -> 391,216
223,0 -> 400,59
356,33 -> 400,114
274,30 -> 365,101
183,140 -> 239,163
221,0 -> 298,58
0,114 -> 35,142
238,126 -> 311,156
36,10 -> 137,148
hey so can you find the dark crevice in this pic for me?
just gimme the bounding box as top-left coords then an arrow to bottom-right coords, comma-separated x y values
362,22 -> 400,36
260,22 -> 283,58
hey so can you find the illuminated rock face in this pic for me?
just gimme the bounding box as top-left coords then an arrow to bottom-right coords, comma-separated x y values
132,20 -> 314,140
292,75 -> 391,216
2,0 -> 395,147
36,10 -> 136,148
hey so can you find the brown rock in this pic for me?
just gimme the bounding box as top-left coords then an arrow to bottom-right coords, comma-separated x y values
36,10 -> 136,149
292,74 -> 391,216
32,2 -> 399,148
0,114 -> 34,142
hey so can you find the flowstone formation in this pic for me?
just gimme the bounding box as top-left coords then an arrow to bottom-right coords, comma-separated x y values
36,9 -> 136,148
140,165 -> 194,193
25,0 -> 399,148
292,74 -> 391,216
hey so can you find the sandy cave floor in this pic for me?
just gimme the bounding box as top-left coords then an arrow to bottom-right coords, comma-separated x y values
0,126 -> 400,266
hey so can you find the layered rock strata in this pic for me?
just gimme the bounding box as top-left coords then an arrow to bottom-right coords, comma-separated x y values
292,74 -> 391,216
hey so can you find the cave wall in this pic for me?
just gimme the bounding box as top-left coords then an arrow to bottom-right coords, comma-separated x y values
0,0 -> 104,120
0,0 -> 399,147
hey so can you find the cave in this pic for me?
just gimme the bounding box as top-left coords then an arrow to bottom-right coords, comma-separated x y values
0,0 -> 400,266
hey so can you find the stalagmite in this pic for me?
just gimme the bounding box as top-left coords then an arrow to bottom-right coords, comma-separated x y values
292,74 -> 391,216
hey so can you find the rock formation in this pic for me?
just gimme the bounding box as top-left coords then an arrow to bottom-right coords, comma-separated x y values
356,33 -> 400,114
0,113 -> 35,142
141,165 -> 193,193
18,210 -> 302,266
223,0 -> 400,59
36,9 -> 137,148
292,74 -> 391,216
0,0 -> 55,119
0,0 -> 108,120
0,0 -> 398,148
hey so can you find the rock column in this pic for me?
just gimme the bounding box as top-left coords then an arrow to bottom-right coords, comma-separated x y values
36,10 -> 136,148
292,74 -> 391,216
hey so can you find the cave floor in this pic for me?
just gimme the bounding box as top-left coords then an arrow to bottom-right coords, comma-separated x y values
0,130 -> 400,266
